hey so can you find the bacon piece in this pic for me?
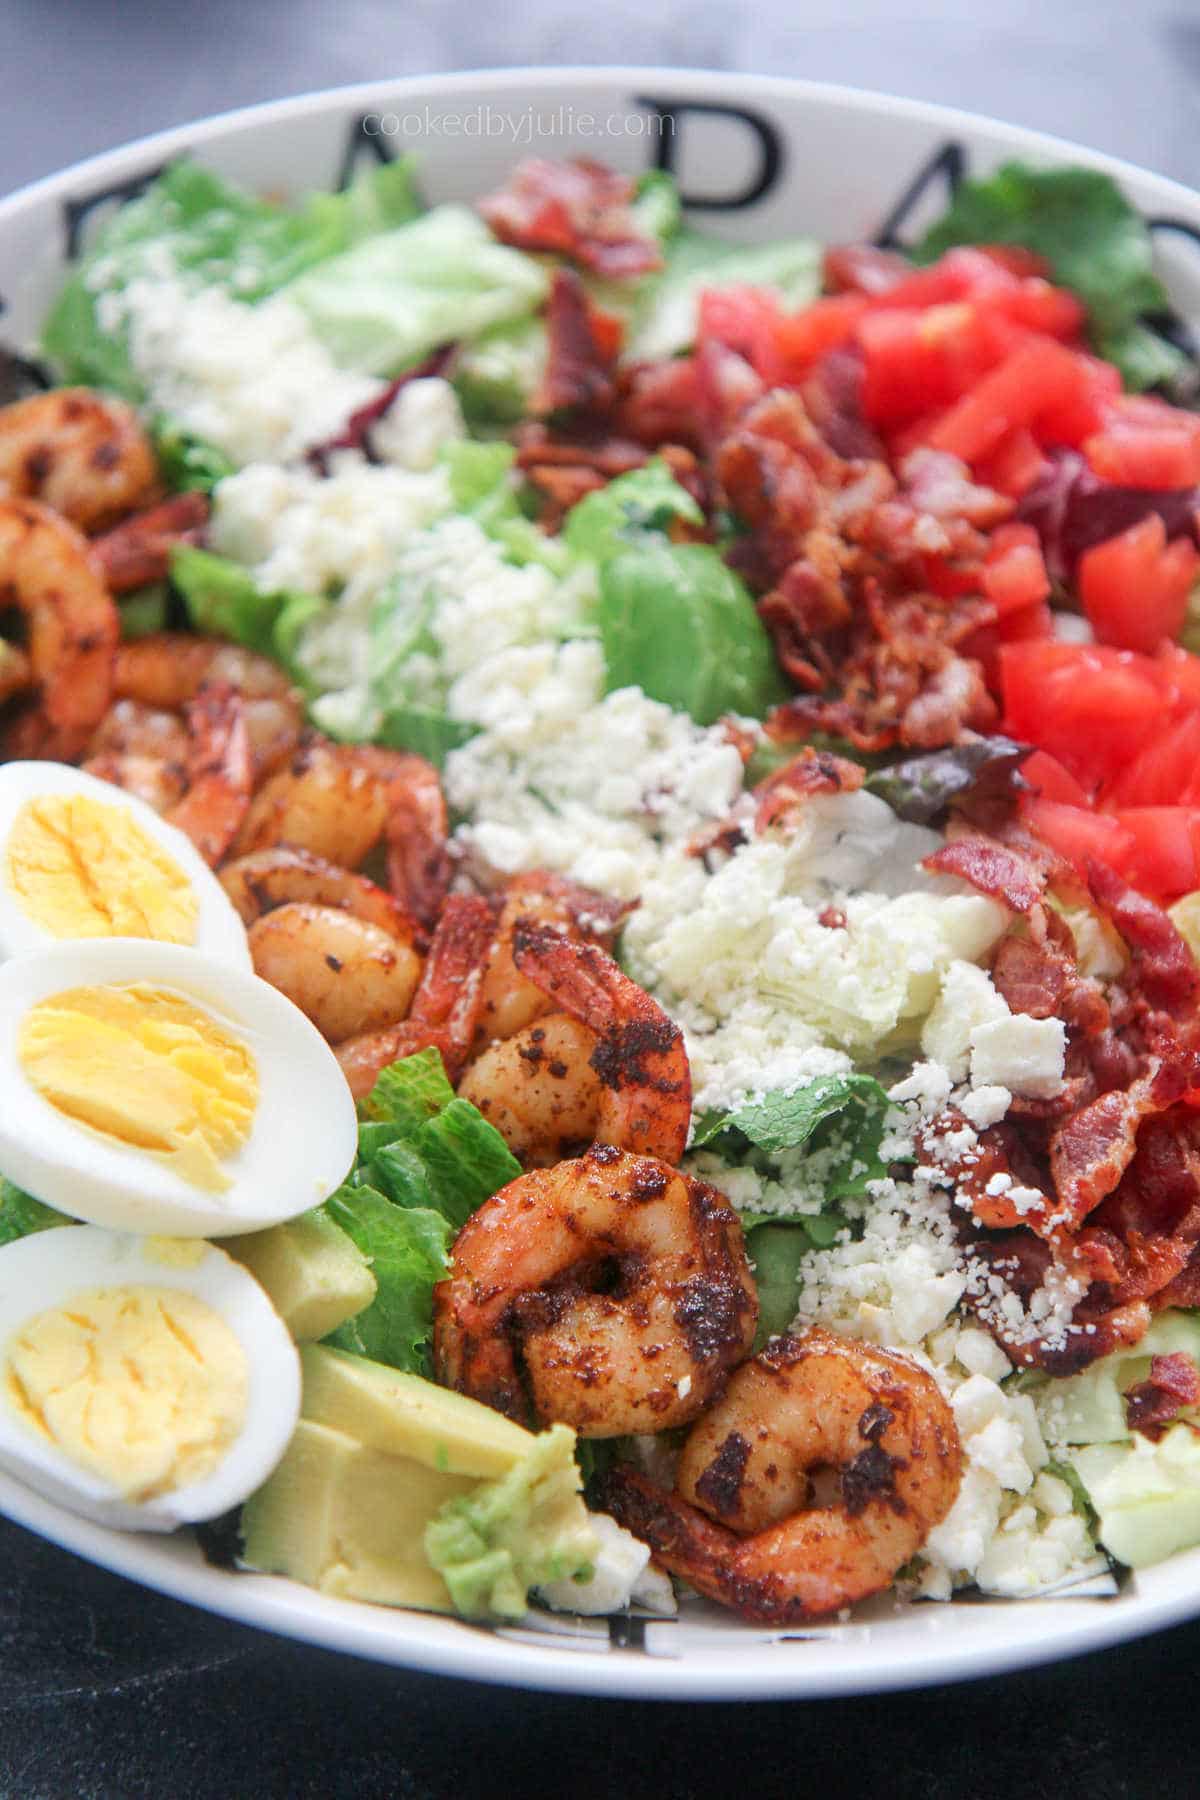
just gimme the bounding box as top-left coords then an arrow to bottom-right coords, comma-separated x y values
478,158 -> 662,277
616,357 -> 703,453
513,422 -> 647,476
694,339 -> 766,449
91,491 -> 209,593
800,348 -> 884,461
898,449 -> 1014,531
1088,859 -> 1200,1020
822,244 -> 911,296
533,268 -> 618,418
1126,1352 -> 1200,1441
304,346 -> 456,474
1048,1060 -> 1190,1233
923,836 -> 1044,914
753,744 -> 864,833
991,934 -> 1109,1038
764,696 -> 899,755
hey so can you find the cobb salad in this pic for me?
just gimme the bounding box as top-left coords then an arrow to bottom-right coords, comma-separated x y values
2,147 -> 1200,1629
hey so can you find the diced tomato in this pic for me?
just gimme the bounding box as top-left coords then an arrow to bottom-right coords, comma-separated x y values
1109,807 -> 1200,900
870,248 -> 1013,312
1079,514 -> 1199,653
587,299 -> 624,361
1001,640 -> 1165,786
771,293 -> 869,378
982,522 -> 1051,614
1020,749 -> 1092,808
822,243 -> 910,296
923,338 -> 1092,464
1032,353 -> 1122,448
697,286 -> 783,383
1019,795 -> 1135,879
918,551 -> 984,599
858,303 -> 1017,428
970,245 -> 1051,280
999,599 -> 1054,643
1154,642 -> 1200,711
991,278 -> 1084,341
974,425 -> 1049,499
1099,710 -> 1200,809
1084,394 -> 1200,488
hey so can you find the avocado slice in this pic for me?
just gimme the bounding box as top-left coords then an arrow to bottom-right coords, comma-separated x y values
228,1213 -> 376,1342
1070,1427 -> 1200,1569
1039,1311 -> 1200,1446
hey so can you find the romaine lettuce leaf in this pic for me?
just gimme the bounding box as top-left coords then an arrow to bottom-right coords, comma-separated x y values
627,229 -> 822,361
563,458 -> 703,564
42,157 -> 424,394
169,544 -> 320,677
453,316 -> 548,425
916,163 -> 1187,392
284,206 -> 549,376
599,539 -> 787,725
359,1047 -> 456,1134
738,1218 -> 837,1347
321,1184 -> 451,1374
151,418 -> 235,495
440,440 -> 568,571
0,1178 -> 73,1248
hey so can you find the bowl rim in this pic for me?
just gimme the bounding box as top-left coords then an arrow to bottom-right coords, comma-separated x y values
5,62 -> 1200,1701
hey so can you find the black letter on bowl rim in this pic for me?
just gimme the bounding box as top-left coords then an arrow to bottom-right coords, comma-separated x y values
338,115 -> 398,191
872,140 -> 966,250
62,164 -> 169,260
632,96 -> 784,211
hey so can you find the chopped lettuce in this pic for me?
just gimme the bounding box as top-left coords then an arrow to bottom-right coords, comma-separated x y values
627,228 -> 822,361
916,163 -> 1187,392
441,440 -> 568,571
694,1073 -> 892,1198
599,540 -> 786,726
283,206 -> 549,377
151,418 -> 235,495
359,1046 -> 457,1136
0,1178 -> 73,1248
629,169 -> 684,248
118,584 -> 169,640
453,316 -> 547,425
740,1220 -> 814,1347
424,1423 -> 597,1618
321,1184 -> 452,1374
563,458 -> 703,564
42,157 -> 424,394
169,544 -> 320,677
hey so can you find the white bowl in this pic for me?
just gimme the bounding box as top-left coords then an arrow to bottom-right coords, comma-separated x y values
4,65 -> 1200,1699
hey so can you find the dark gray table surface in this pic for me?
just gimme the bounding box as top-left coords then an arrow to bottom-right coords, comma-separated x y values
4,6 -> 1200,1794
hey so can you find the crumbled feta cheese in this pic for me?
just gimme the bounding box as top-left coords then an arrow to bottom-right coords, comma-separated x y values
920,961 -> 1010,1081
969,1014 -> 1067,1100
959,1084 -> 1012,1130
370,378 -> 465,470
537,1512 -> 660,1615
955,1328 -> 1012,1383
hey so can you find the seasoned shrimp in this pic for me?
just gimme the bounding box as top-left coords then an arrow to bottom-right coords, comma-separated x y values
232,737 -> 450,928
336,893 -> 495,1096
83,699 -> 191,813
458,921 -> 690,1165
0,498 -> 119,757
432,1145 -> 758,1436
91,492 -> 209,593
165,686 -> 253,866
0,388 -> 160,533
219,846 -> 419,943
473,871 -> 634,1049
114,633 -> 304,779
0,640 -> 32,709
246,901 -> 424,1044
601,1327 -> 963,1623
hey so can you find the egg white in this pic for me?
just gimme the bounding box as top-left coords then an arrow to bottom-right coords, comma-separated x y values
0,761 -> 251,969
0,939 -> 359,1237
0,1226 -> 300,1531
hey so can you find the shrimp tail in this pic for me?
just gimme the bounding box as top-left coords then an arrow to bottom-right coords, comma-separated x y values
166,684 -> 253,865
378,751 -> 452,931
91,491 -> 210,593
511,920 -> 691,1164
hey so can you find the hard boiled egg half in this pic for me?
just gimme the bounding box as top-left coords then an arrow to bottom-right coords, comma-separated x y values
0,761 -> 249,967
0,1226 -> 300,1530
0,938 -> 358,1236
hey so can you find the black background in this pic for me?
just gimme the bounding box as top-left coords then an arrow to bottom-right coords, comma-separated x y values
4,6 -> 1200,1794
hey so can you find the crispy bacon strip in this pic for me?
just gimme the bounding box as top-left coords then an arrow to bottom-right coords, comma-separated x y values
91,491 -> 209,593
478,158 -> 662,277
1088,859 -> 1200,1020
753,745 -> 864,833
923,836 -> 1044,914
533,268 -> 617,417
1048,1061 -> 1191,1234
1126,1352 -> 1200,1441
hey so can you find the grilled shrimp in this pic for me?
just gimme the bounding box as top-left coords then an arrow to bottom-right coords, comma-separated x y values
246,900 -> 424,1044
473,871 -> 633,1050
0,498 -> 119,758
458,921 -> 691,1165
0,389 -> 160,533
432,1145 -> 758,1436
219,845 -> 419,943
164,686 -> 254,866
336,894 -> 495,1096
113,633 -> 304,779
91,492 -> 209,592
231,737 -> 450,929
83,699 -> 192,813
601,1327 -> 963,1623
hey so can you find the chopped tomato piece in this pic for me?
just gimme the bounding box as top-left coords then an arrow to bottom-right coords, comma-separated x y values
858,303 -> 1017,428
974,425 -> 1049,499
1109,807 -> 1200,900
697,286 -> 783,383
1154,642 -> 1200,711
1079,514 -> 1199,653
1001,641 -> 1165,785
1084,395 -> 1200,488
1100,711 -> 1200,809
772,293 -> 869,377
1020,749 -> 1092,808
971,245 -> 1051,281
822,244 -> 911,296
1019,795 -> 1135,879
991,278 -> 1084,341
1033,354 -> 1122,448
998,599 -> 1054,643
923,338 -> 1091,464
982,522 -> 1051,615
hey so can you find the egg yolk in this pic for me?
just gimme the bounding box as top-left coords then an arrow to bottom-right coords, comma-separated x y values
18,983 -> 259,1194
6,794 -> 198,945
4,1285 -> 248,1499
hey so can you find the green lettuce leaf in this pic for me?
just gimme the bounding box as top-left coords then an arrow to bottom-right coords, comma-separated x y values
151,418 -> 235,495
694,1072 -> 892,1200
599,539 -> 787,725
440,440 -> 568,572
453,316 -> 548,425
359,1047 -> 456,1134
0,1178 -> 74,1247
627,229 -> 822,361
321,1184 -> 451,1374
740,1221 -> 812,1347
424,1423 -> 596,1618
42,157 -> 424,393
915,163 -> 1187,392
284,205 -> 549,376
169,544 -> 320,677
118,584 -> 169,640
563,458 -> 703,564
